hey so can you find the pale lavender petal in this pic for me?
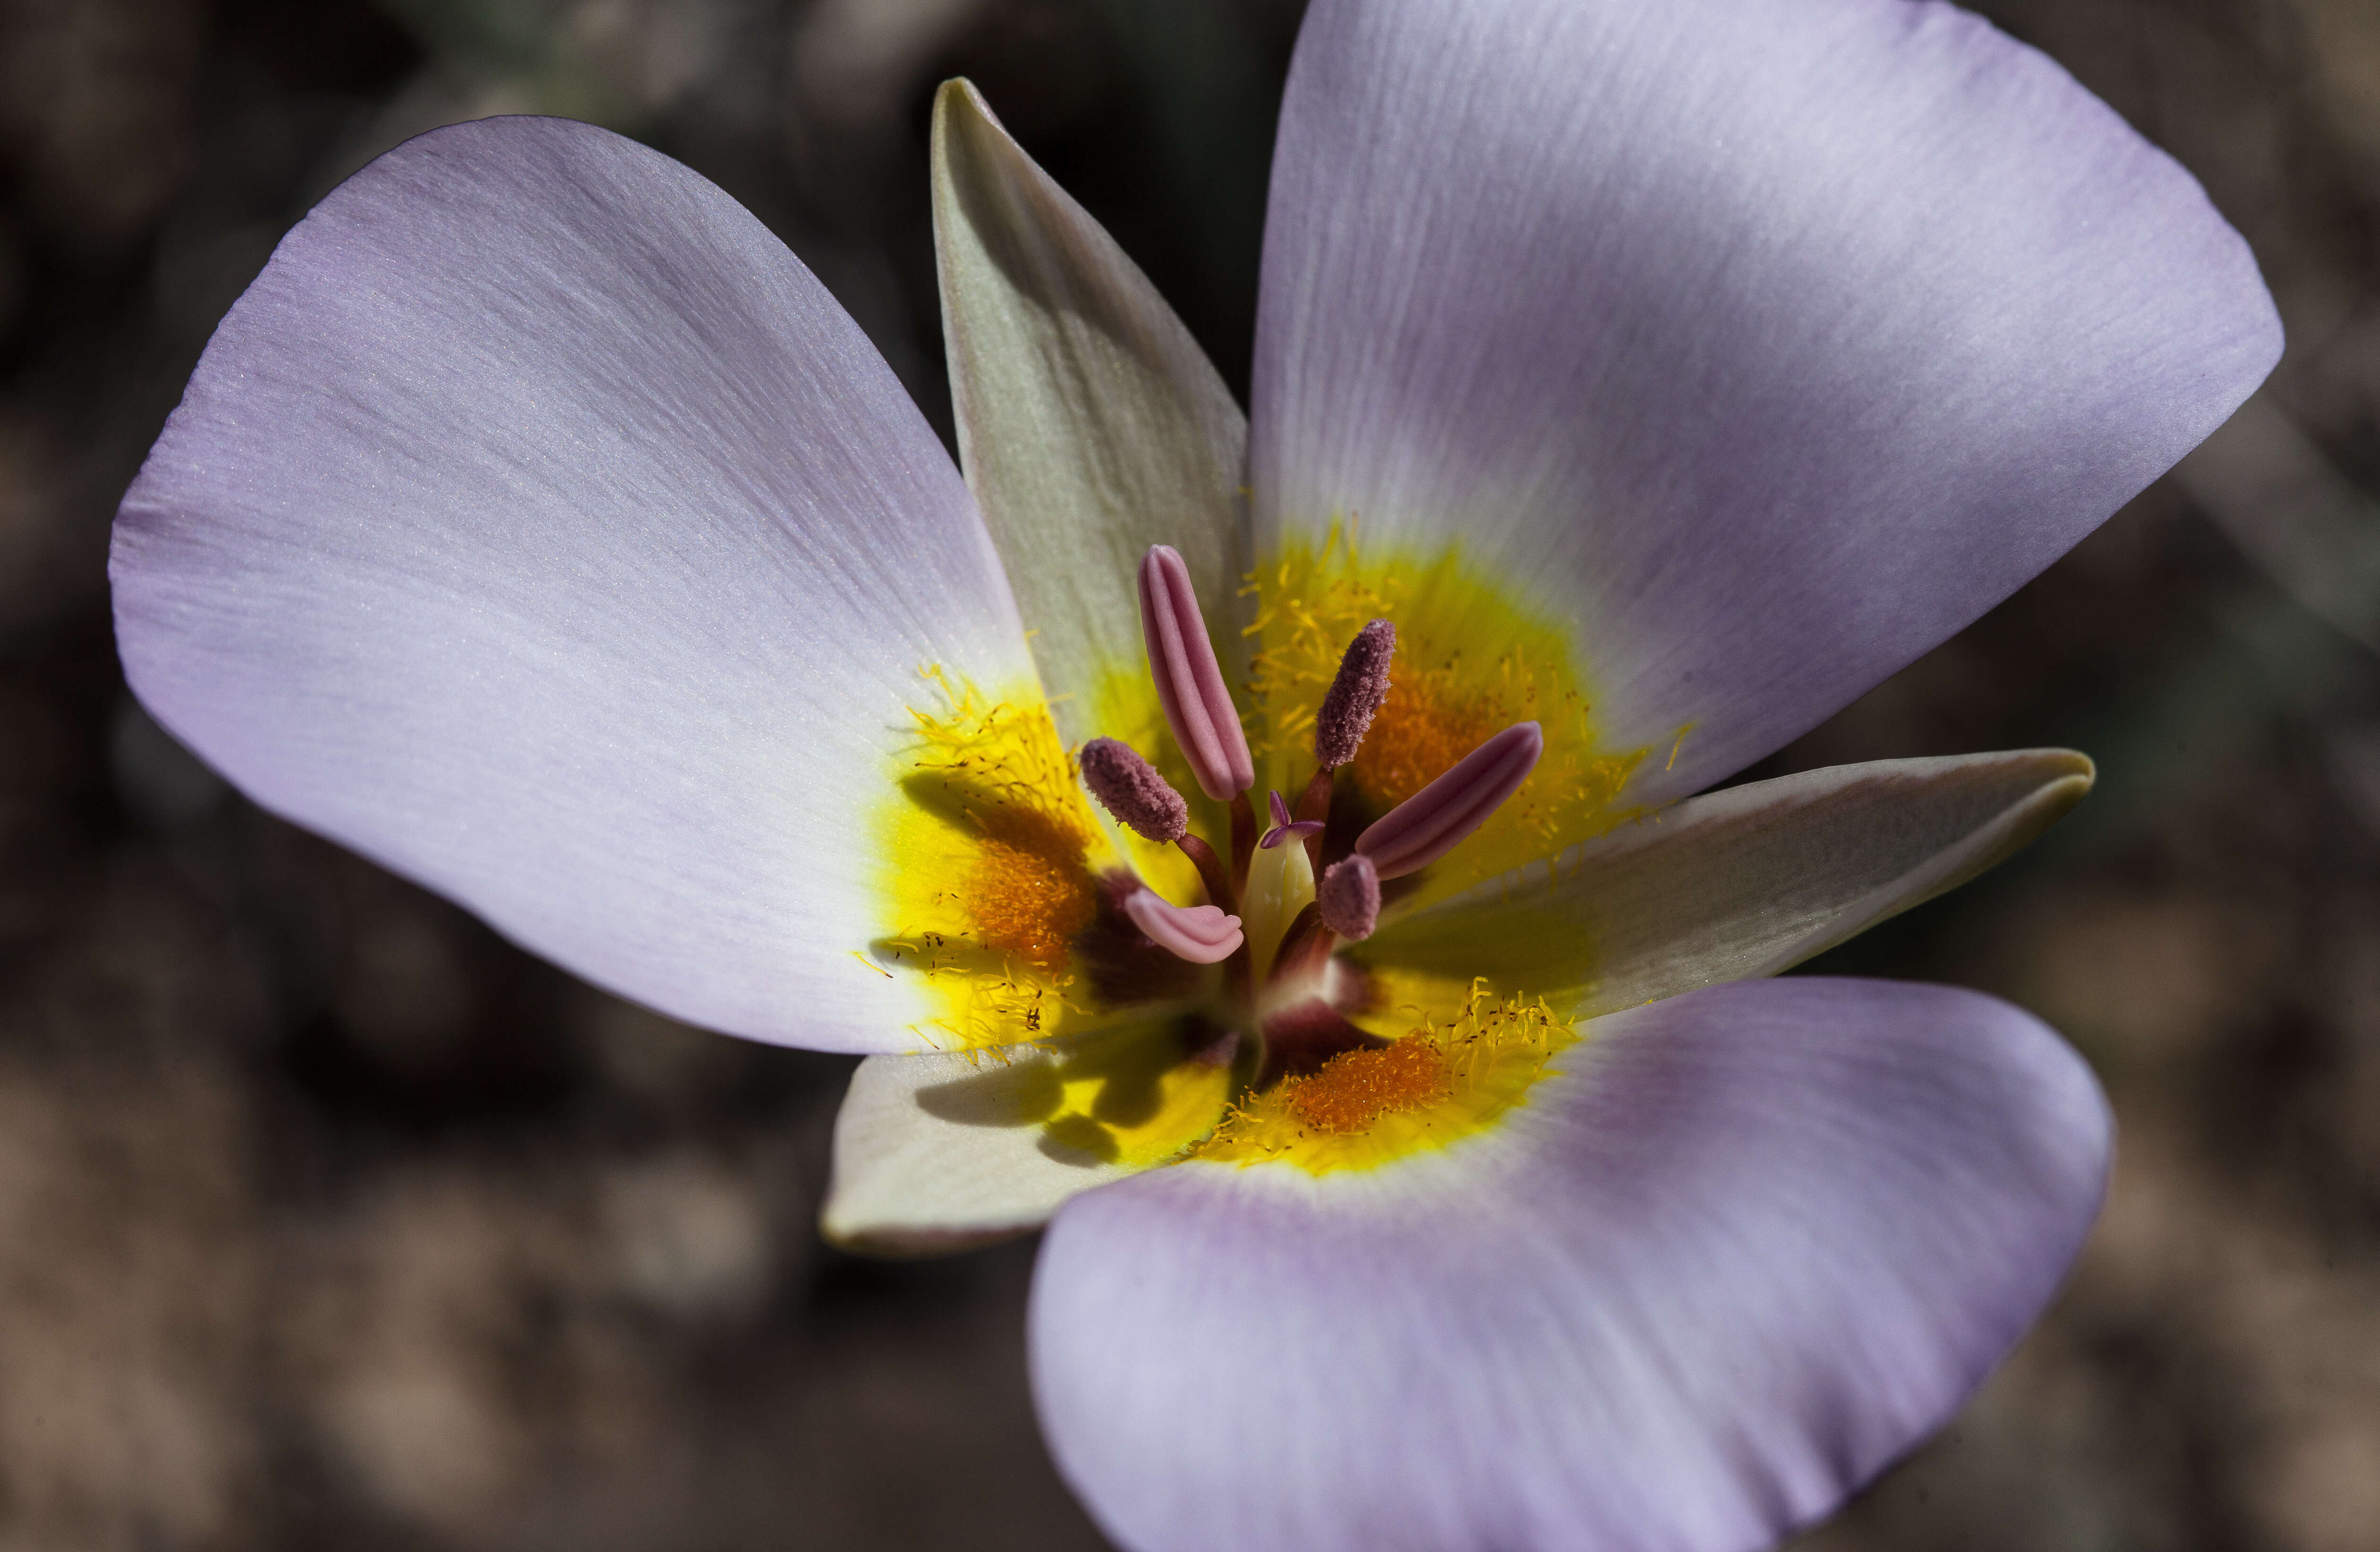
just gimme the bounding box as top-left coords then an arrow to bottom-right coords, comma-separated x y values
1033,977 -> 2110,1552
111,117 -> 1034,1054
1254,0 -> 2281,805
1123,891 -> 1244,963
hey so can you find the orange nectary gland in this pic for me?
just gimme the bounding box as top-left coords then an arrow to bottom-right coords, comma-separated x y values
1285,1034 -> 1454,1134
964,836 -> 1097,977
1347,665 -> 1497,809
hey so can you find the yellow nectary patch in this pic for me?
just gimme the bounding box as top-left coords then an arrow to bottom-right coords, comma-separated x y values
1242,523 -> 1654,903
1194,982 -> 1577,1175
875,668 -> 1117,1049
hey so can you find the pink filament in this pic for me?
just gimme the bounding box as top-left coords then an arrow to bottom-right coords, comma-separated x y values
1123,890 -> 1244,964
1355,722 -> 1544,879
1138,545 -> 1254,801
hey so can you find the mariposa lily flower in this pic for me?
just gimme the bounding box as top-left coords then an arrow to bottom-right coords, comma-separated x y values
110,0 -> 2278,1547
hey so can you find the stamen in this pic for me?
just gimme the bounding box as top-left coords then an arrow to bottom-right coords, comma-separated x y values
1316,853 -> 1380,940
1175,832 -> 1239,915
1138,545 -> 1254,801
1293,767 -> 1333,826
1314,618 -> 1394,769
1123,889 -> 1244,964
1259,789 -> 1324,850
1078,737 -> 1187,842
1355,722 -> 1544,879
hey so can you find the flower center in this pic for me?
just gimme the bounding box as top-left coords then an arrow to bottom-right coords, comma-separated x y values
871,531 -> 1658,1171
1073,542 -> 1548,1090
1242,528 -> 1654,899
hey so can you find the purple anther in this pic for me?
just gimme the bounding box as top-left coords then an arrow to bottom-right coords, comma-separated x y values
1354,722 -> 1544,880
1315,618 -> 1395,769
1079,737 -> 1188,842
1123,890 -> 1244,964
1258,788 -> 1325,850
1138,545 -> 1254,801
1316,853 -> 1381,941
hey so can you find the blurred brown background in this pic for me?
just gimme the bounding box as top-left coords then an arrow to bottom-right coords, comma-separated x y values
0,0 -> 2374,1547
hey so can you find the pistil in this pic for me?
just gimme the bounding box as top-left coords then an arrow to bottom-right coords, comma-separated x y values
1239,815 -> 1315,984
1258,789 -> 1323,850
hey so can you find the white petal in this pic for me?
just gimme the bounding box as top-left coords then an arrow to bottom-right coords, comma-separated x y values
823,1016 -> 1239,1252
1354,750 -> 2093,1019
933,80 -> 1250,749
